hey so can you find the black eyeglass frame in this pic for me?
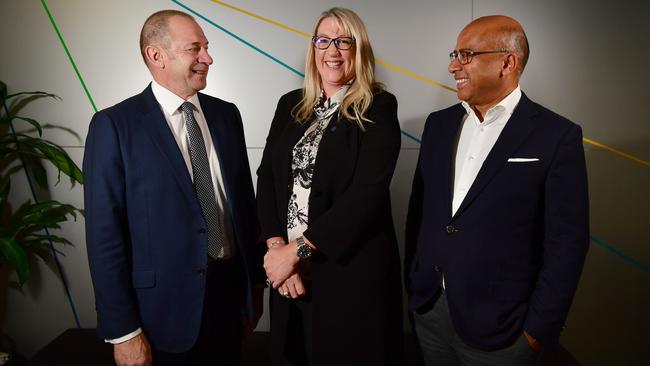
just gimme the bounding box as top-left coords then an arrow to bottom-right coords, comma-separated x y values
449,49 -> 510,65
312,36 -> 356,50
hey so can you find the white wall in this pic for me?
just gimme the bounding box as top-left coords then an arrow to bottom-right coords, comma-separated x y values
1,0 -> 648,364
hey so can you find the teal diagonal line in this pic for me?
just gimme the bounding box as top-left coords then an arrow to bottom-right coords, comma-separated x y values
171,0 -> 304,78
401,130 -> 422,144
591,235 -> 650,274
41,0 -> 97,113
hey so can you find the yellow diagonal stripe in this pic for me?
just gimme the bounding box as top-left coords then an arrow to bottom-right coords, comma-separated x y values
209,0 -> 649,168
210,0 -> 311,37
375,60 -> 456,92
583,138 -> 650,167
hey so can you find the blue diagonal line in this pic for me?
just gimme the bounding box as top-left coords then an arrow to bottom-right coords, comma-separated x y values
591,235 -> 650,274
401,130 -> 422,144
172,0 -> 650,275
171,0 -> 304,78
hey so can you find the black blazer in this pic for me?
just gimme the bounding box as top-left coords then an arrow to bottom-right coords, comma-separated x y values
405,93 -> 589,351
84,85 -> 262,352
257,89 -> 403,365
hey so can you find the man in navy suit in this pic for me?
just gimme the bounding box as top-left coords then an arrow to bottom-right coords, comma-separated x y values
84,10 -> 263,365
406,15 -> 589,365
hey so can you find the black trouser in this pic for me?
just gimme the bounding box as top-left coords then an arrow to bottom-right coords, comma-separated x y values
282,292 -> 313,366
413,290 -> 540,366
153,258 -> 244,366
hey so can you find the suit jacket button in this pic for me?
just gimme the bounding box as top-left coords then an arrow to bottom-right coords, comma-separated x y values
434,266 -> 440,272
445,225 -> 457,234
197,268 -> 206,276
198,228 -> 206,234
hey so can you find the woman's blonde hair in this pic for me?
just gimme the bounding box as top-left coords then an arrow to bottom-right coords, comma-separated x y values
292,7 -> 383,128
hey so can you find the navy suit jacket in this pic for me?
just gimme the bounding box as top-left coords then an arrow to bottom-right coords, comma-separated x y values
405,93 -> 589,350
83,85 -> 262,352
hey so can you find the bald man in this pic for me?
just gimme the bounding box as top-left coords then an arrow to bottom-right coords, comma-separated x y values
405,15 -> 589,365
84,10 -> 263,365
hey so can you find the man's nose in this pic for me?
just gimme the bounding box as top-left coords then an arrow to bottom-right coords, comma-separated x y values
200,48 -> 213,65
448,58 -> 461,73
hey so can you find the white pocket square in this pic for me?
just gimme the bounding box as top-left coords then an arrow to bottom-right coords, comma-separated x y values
507,158 -> 539,162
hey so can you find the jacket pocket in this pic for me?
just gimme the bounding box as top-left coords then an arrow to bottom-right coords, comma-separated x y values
132,270 -> 156,288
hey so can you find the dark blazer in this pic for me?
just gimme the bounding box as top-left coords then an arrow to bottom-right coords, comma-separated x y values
257,89 -> 403,365
405,93 -> 589,351
83,85 -> 262,352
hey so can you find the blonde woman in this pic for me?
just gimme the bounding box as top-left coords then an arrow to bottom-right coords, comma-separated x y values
257,7 -> 403,366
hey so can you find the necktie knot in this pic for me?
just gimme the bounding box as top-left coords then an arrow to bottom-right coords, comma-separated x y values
181,101 -> 194,115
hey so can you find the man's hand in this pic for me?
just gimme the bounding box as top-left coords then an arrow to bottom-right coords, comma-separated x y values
523,330 -> 541,353
277,272 -> 306,299
264,240 -> 299,288
114,332 -> 152,366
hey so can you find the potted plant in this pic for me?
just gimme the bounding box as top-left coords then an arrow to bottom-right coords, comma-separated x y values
0,79 -> 83,364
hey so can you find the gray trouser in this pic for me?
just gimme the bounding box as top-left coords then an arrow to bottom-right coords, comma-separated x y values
413,291 -> 540,366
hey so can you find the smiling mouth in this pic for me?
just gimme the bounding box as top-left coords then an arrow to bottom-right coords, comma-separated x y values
325,61 -> 343,69
192,65 -> 208,74
456,78 -> 469,87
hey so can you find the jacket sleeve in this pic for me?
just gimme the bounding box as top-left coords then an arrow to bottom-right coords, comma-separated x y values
83,111 -> 141,339
256,94 -> 291,241
524,123 -> 590,349
303,92 -> 402,261
404,114 -> 432,286
230,104 -> 265,286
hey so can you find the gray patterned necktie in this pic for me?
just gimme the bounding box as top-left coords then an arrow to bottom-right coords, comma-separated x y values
181,101 -> 223,259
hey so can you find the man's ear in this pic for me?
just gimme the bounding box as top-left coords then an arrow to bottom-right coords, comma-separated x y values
502,53 -> 518,76
145,45 -> 165,69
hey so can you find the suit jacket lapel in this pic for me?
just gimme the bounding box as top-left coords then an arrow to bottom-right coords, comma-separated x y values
453,93 -> 538,219
141,85 -> 198,208
440,106 -> 466,220
199,93 -> 232,203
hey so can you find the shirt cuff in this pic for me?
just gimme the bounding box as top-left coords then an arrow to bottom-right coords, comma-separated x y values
105,328 -> 142,344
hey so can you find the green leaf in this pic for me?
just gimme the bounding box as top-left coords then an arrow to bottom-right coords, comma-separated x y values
35,142 -> 83,184
5,91 -> 60,100
31,245 -> 51,262
0,236 -> 29,285
13,201 -> 78,235
8,116 -> 43,136
25,234 -> 73,246
26,155 -> 48,189
8,93 -> 60,117
5,136 -> 83,185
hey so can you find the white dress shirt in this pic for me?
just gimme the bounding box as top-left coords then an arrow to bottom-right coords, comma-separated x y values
452,86 -> 522,216
151,80 -> 234,259
107,81 -> 234,344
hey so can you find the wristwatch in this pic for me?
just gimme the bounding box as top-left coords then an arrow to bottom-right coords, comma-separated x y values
296,236 -> 312,259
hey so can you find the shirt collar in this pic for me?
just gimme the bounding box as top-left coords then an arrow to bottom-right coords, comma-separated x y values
151,80 -> 202,116
461,85 -> 522,125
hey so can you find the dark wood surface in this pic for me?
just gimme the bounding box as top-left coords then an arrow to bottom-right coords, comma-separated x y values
26,328 -> 580,365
